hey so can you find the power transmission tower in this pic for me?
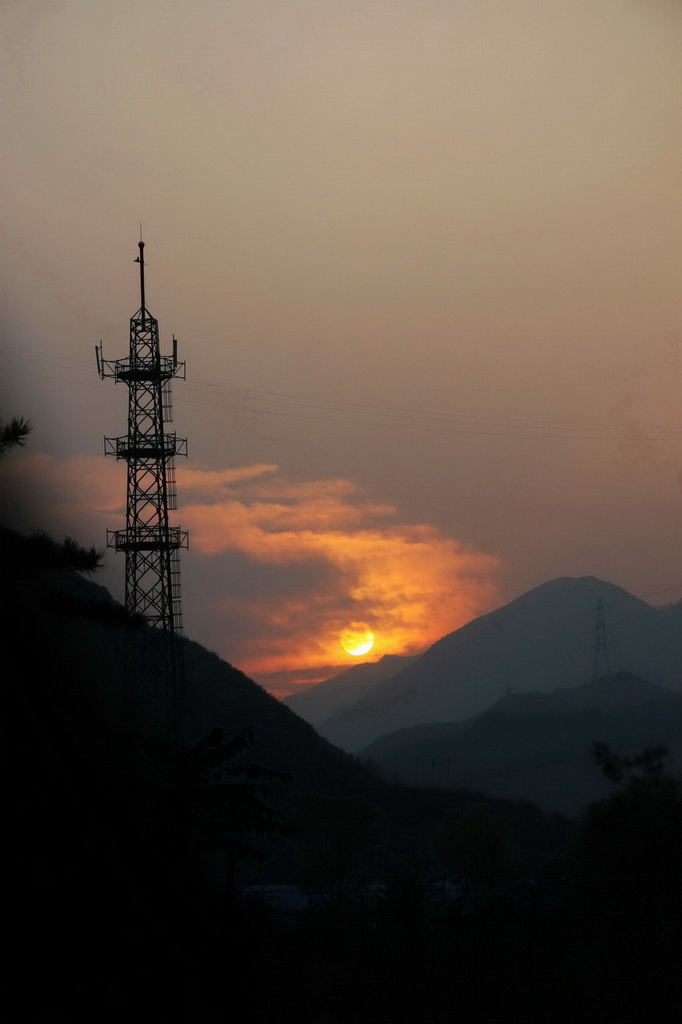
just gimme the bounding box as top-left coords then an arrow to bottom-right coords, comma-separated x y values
591,596 -> 612,680
96,240 -> 188,745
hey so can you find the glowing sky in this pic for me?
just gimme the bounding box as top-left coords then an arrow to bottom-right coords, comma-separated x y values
1,1 -> 681,694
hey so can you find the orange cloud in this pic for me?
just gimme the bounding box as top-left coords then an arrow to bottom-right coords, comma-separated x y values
179,464 -> 500,692
0,453 -> 500,697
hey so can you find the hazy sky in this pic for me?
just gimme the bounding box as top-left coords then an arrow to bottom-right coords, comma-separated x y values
1,0 -> 681,694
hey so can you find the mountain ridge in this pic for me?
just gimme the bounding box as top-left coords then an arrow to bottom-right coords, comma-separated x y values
283,653 -> 420,727
360,671 -> 682,815
313,576 -> 682,751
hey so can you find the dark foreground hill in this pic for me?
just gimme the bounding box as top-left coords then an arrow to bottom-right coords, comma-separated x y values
317,576 -> 682,751
0,552 -> 555,1019
361,672 -> 682,815
5,537 -> 682,1022
4,550 -> 568,877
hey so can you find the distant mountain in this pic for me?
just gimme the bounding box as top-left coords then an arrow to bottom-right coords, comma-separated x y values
283,653 -> 419,729
10,557 -> 565,882
361,671 -> 680,766
317,577 -> 682,752
360,672 -> 682,815
478,671 -> 679,717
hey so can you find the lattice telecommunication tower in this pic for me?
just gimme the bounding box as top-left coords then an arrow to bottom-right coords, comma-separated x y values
96,241 -> 188,744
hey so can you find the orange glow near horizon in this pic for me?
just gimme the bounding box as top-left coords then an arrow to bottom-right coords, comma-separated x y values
0,454 -> 501,697
177,463 -> 501,693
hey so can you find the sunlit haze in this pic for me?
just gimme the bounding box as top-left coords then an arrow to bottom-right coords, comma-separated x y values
1,1 -> 681,694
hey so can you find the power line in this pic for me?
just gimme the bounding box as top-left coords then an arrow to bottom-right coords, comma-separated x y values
2,342 -> 681,442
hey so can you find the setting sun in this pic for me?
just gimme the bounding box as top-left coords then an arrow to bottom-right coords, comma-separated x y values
176,463 -> 500,691
340,622 -> 375,657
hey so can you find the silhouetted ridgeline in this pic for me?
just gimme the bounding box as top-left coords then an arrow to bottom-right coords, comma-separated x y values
301,576 -> 682,752
5,533 -> 682,1022
3,540 -> 567,863
359,673 -> 682,815
283,652 -> 420,728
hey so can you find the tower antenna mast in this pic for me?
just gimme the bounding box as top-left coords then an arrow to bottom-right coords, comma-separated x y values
97,239 -> 188,744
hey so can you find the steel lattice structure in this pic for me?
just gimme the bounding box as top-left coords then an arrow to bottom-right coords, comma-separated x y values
97,241 -> 188,744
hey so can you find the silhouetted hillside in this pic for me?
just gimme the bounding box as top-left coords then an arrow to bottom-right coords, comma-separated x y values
180,636 -> 379,803
319,576 -> 682,751
361,672 -> 682,814
4,546 -> 566,880
6,528 -> 679,1022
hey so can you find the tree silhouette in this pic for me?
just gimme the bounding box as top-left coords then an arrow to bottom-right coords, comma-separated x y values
572,743 -> 682,929
592,740 -> 668,785
0,410 -> 103,577
0,525 -> 103,576
0,413 -> 31,458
